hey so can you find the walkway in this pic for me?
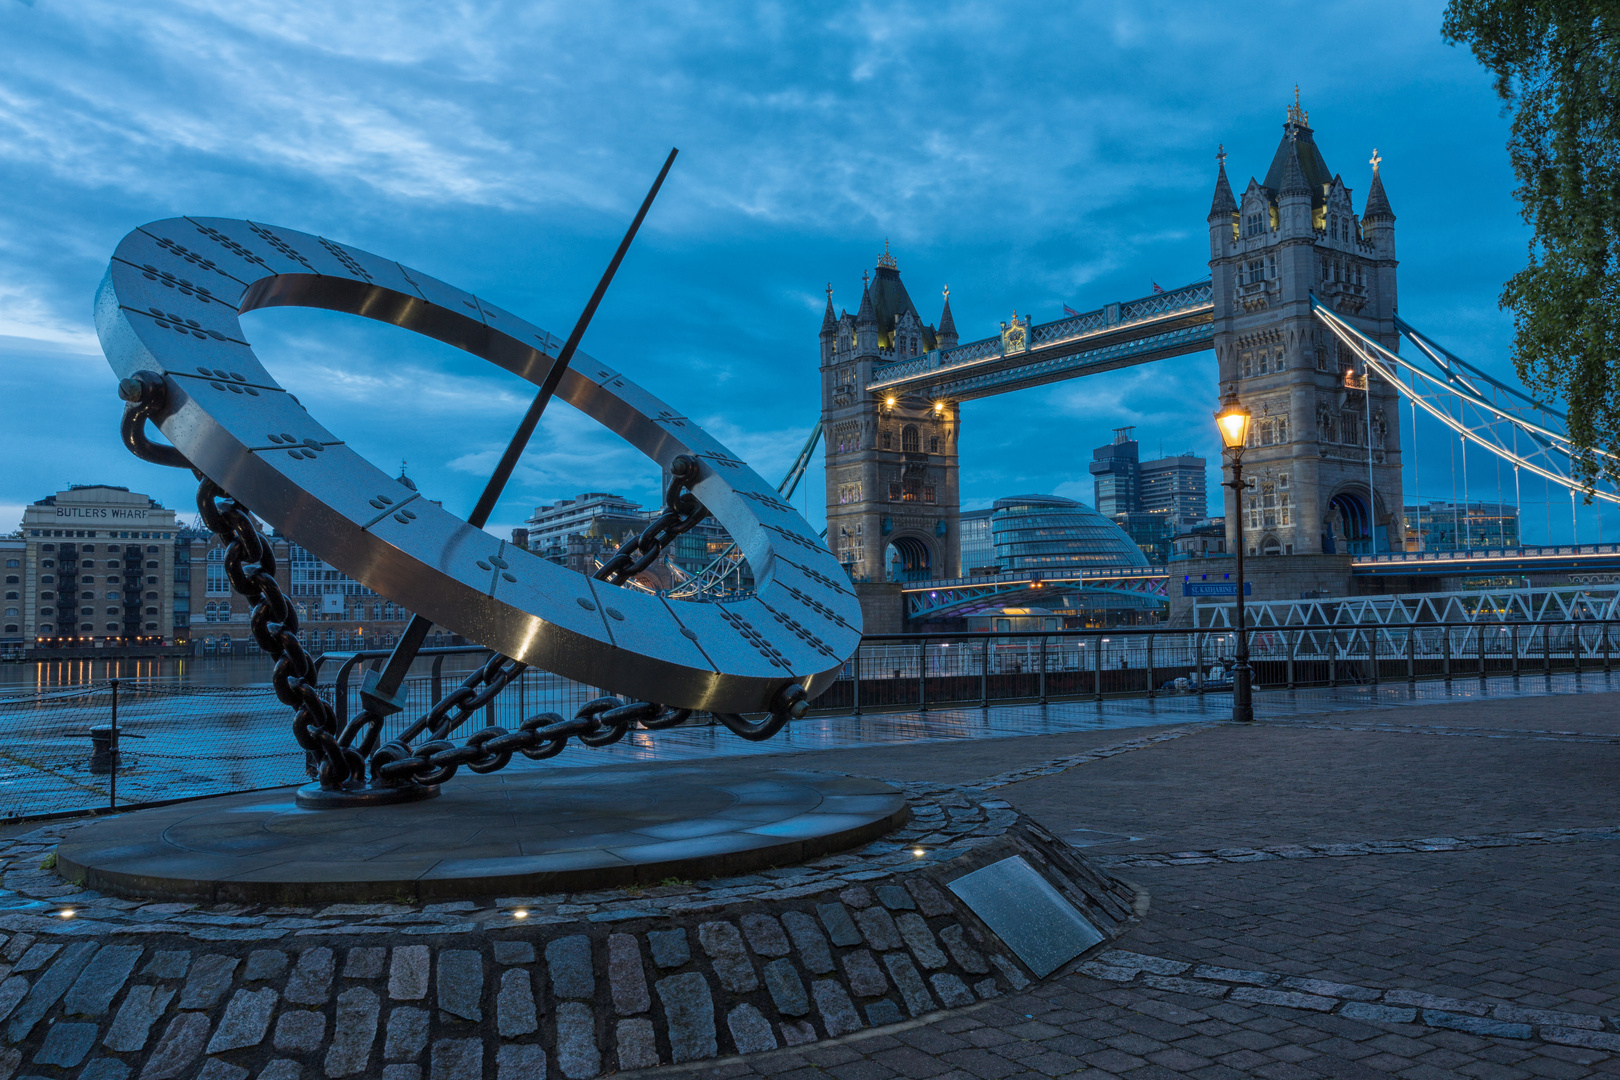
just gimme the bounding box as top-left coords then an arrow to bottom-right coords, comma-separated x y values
633,685 -> 1620,1079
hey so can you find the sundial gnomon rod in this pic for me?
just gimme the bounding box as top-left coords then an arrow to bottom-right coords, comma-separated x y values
359,148 -> 681,719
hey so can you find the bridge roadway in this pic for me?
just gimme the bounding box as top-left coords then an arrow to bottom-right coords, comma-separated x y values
902,543 -> 1620,619
866,278 -> 1213,401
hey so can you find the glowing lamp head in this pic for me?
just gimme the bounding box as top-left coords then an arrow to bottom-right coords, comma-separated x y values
884,396 -> 897,409
1214,389 -> 1252,451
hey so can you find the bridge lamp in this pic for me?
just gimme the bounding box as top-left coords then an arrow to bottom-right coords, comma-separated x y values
884,396 -> 897,409
1215,392 -> 1252,450
1212,387 -> 1254,723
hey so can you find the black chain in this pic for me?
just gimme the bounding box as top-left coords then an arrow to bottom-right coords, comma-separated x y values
196,480 -> 358,787
118,374 -> 810,796
595,456 -> 711,584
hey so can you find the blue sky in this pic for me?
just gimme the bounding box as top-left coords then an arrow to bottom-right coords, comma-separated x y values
0,0 -> 1549,542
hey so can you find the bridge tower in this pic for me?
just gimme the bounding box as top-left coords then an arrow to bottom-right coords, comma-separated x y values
1208,95 -> 1403,556
821,246 -> 961,585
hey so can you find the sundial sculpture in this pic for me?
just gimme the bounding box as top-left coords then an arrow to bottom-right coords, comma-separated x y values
97,155 -> 861,808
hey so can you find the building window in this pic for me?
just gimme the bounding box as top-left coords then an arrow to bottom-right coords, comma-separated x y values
1245,210 -> 1263,236
881,432 -> 892,449
902,478 -> 921,502
3,608 -> 15,618
902,426 -> 919,453
929,435 -> 939,453
206,548 -> 229,596
888,482 -> 902,501
3,560 -> 15,568
923,485 -> 936,503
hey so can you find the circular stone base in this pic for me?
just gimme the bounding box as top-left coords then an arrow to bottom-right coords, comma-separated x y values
55,766 -> 909,904
294,779 -> 442,808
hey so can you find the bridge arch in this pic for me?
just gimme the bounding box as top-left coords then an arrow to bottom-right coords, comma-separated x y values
1324,483 -> 1395,555
885,533 -> 935,583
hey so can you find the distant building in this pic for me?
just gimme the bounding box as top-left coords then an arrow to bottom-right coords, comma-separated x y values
990,495 -> 1150,571
527,493 -> 649,553
1090,428 -> 1143,517
1088,429 -> 1207,523
14,485 -> 181,649
1172,518 -> 1229,560
1403,501 -> 1520,551
1140,453 -> 1208,522
1087,429 -> 1207,562
959,509 -> 996,576
1112,511 -> 1175,565
526,491 -> 746,588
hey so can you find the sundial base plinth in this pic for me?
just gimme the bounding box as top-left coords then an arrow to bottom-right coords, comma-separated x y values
294,779 -> 442,809
56,765 -> 909,904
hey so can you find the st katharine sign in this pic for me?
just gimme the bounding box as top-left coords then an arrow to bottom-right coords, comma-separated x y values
1182,580 -> 1251,597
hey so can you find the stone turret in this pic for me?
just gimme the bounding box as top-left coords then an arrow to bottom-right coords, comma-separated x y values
938,288 -> 958,350
1208,91 -> 1403,558
1363,151 -> 1396,258
820,246 -> 962,590
854,276 -> 878,357
819,286 -> 837,364
1277,137 -> 1313,238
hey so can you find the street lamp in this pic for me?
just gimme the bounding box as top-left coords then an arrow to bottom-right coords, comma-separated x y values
1214,387 -> 1254,723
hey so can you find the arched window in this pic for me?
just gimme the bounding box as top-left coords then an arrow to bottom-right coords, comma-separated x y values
901,426 -> 919,453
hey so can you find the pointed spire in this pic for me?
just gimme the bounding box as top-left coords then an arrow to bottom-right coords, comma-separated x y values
1209,143 -> 1236,218
855,273 -> 877,327
1364,149 -> 1394,220
820,283 -> 837,336
939,285 -> 956,337
1280,136 -> 1311,198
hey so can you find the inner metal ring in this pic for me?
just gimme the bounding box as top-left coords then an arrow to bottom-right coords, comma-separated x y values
94,217 -> 861,712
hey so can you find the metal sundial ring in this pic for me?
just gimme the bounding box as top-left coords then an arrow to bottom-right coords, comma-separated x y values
96,217 -> 861,726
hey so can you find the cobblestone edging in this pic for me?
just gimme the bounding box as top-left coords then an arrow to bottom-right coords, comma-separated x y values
1079,949 -> 1620,1053
1089,824 -> 1620,869
971,729 -> 1201,790
0,783 -> 1140,1079
1263,718 -> 1620,743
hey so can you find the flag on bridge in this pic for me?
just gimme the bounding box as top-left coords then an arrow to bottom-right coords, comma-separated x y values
1152,281 -> 1164,293
1063,305 -> 1080,317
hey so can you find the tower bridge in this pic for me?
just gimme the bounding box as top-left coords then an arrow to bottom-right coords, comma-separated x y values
801,92 -> 1620,630
821,94 -> 1402,592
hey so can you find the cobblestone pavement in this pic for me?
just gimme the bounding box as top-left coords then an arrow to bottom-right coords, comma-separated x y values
3,684 -> 1619,1078
641,689 -> 1620,1080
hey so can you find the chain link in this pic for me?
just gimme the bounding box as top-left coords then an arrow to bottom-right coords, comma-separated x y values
118,376 -> 810,796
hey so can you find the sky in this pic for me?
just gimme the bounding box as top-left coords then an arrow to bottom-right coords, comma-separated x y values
0,0 -> 1555,544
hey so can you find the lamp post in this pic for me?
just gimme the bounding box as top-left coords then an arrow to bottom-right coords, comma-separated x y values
1215,387 -> 1255,723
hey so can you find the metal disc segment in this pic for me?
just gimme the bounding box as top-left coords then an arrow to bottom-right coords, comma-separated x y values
94,217 -> 861,712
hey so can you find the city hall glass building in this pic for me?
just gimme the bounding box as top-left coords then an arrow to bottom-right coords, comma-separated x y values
990,495 -> 1152,571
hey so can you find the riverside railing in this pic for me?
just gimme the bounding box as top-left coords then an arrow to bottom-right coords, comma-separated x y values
2,620 -> 1614,821
810,619 -> 1620,712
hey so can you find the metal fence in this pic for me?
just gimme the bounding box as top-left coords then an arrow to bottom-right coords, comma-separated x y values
811,619 -> 1620,712
2,620 -> 1612,822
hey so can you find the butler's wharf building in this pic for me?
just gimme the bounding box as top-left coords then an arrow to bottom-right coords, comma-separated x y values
14,485 -> 182,650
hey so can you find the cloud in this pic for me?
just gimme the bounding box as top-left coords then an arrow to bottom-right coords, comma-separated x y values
0,0 -> 1571,549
